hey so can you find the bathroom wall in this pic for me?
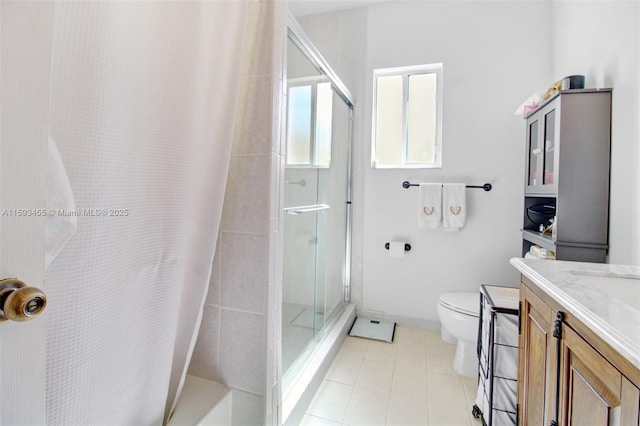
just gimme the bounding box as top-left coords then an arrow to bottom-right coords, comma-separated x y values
550,1 -> 640,266
188,2 -> 286,425
300,1 -> 552,326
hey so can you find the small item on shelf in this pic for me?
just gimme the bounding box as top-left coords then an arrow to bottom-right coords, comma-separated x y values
564,74 -> 585,89
528,245 -> 555,260
513,90 -> 544,116
541,79 -> 564,103
527,204 -> 555,226
540,218 -> 555,236
540,75 -> 586,104
515,76 -> 586,117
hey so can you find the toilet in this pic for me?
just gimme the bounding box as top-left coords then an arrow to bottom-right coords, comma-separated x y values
437,292 -> 480,377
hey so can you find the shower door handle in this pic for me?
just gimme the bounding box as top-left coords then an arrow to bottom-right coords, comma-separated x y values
0,278 -> 47,323
284,204 -> 331,215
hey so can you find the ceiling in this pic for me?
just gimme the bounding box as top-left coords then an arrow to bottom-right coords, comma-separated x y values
288,0 -> 388,17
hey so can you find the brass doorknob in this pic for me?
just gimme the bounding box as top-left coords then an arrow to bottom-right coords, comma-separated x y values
0,278 -> 47,322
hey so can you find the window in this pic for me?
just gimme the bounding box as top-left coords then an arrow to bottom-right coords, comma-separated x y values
372,63 -> 442,168
286,78 -> 333,167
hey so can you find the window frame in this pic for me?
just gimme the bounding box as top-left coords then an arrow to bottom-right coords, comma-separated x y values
371,63 -> 443,169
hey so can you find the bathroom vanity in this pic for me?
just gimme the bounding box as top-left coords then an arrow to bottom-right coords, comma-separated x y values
511,258 -> 640,426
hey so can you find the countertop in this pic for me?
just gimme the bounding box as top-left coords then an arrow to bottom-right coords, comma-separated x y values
510,258 -> 640,371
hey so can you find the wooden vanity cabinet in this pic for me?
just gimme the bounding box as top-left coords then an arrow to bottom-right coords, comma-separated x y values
560,325 -> 639,425
518,277 -> 640,426
621,377 -> 640,426
518,285 -> 557,426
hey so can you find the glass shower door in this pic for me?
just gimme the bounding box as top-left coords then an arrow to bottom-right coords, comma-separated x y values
282,193 -> 324,376
282,34 -> 351,385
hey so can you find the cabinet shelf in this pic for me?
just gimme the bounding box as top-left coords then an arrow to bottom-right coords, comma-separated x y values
521,230 -> 555,252
521,230 -> 609,252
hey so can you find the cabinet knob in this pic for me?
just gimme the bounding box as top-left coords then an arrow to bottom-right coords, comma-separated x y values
0,278 -> 47,322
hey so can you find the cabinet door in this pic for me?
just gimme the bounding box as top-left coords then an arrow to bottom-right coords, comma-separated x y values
560,325 -> 625,425
525,101 -> 559,195
525,114 -> 542,190
518,286 -> 557,426
620,377 -> 640,426
541,106 -> 558,191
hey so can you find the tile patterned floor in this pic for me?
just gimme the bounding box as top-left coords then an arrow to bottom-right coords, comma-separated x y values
301,326 -> 483,426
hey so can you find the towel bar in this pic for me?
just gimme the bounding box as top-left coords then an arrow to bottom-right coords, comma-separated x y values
284,204 -> 330,215
402,181 -> 492,191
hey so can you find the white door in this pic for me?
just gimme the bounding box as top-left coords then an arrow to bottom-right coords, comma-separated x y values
0,2 -> 54,424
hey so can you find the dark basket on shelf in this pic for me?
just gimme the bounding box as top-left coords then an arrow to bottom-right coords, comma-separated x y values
527,205 -> 555,226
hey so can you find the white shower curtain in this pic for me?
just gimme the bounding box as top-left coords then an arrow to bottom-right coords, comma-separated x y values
44,2 -> 254,424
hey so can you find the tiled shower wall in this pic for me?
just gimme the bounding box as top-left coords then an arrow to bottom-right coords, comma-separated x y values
188,1 -> 286,425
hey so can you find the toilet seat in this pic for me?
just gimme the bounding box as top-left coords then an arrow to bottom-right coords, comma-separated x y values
438,292 -> 480,317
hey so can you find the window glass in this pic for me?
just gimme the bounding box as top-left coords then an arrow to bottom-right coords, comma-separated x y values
407,73 -> 436,164
314,82 -> 333,167
286,81 -> 334,168
374,75 -> 403,166
287,85 -> 312,165
372,64 -> 442,168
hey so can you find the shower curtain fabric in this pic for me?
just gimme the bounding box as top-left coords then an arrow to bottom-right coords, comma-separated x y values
35,1 -> 256,424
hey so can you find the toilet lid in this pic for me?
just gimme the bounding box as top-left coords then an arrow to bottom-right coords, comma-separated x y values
439,292 -> 480,317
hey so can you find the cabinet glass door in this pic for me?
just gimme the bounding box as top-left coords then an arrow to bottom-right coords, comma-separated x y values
527,119 -> 540,186
543,109 -> 555,185
525,102 -> 558,195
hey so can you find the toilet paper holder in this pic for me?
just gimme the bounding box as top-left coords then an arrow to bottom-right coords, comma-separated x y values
384,242 -> 411,252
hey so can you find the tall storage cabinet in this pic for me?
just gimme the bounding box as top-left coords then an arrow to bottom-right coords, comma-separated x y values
522,89 -> 612,262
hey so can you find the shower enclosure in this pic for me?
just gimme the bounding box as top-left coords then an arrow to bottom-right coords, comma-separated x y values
282,19 -> 353,387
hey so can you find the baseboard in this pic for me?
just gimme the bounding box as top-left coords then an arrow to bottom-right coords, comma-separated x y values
356,308 -> 441,332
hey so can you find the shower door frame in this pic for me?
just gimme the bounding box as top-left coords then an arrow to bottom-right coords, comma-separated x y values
282,13 -> 355,384
287,13 -> 354,304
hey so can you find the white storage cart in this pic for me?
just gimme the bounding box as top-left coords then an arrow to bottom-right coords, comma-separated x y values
472,285 -> 519,425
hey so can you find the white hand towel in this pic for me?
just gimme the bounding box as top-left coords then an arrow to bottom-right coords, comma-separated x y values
418,183 -> 442,229
443,183 -> 466,232
46,136 -> 77,270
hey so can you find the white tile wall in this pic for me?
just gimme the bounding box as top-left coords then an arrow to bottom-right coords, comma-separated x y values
233,76 -> 274,156
220,232 -> 269,314
188,306 -> 220,382
218,309 -> 266,395
205,239 -> 221,307
187,0 -> 287,425
221,155 -> 271,234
